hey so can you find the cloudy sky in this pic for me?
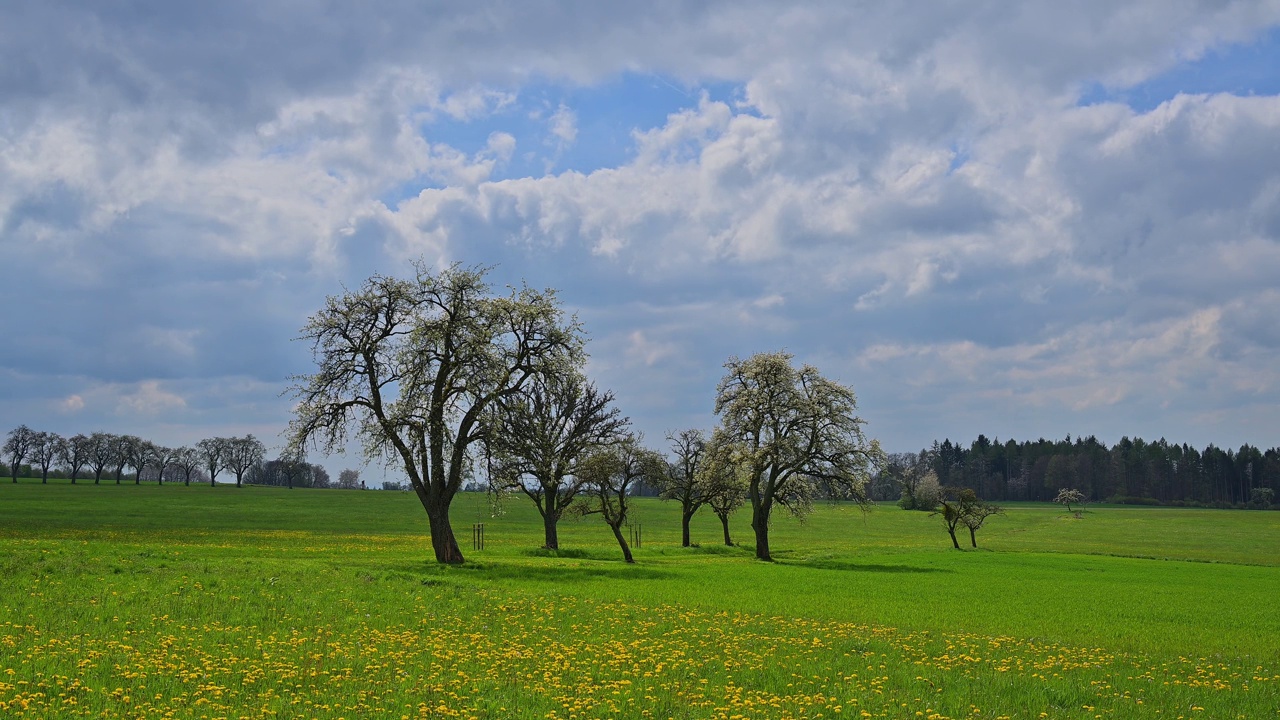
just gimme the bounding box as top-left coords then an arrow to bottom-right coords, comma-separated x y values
4,1 -> 1280,478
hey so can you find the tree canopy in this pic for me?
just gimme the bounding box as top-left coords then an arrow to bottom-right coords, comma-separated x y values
712,352 -> 883,561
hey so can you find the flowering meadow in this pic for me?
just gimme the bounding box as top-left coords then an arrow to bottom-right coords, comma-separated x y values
1,483 -> 1277,719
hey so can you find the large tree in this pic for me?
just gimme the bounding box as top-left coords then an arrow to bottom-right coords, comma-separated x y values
289,264 -> 583,564
713,352 -> 883,561
487,371 -> 627,550
656,428 -> 713,547
4,425 -> 37,483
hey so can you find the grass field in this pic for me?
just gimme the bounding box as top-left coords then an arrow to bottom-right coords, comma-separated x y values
1,480 -> 1277,719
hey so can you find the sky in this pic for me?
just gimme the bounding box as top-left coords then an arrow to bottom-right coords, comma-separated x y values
4,2 -> 1280,482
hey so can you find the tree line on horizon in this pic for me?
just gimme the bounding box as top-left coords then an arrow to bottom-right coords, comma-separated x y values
875,434 -> 1279,509
1,428 -> 363,490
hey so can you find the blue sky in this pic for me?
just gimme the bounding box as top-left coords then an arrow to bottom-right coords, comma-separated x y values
3,2 -> 1280,482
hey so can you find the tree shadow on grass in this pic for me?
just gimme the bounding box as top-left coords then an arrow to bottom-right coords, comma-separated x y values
785,559 -> 953,574
381,559 -> 674,585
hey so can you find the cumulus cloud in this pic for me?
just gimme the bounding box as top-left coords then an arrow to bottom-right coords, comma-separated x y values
116,381 -> 188,416
2,1 -> 1280,459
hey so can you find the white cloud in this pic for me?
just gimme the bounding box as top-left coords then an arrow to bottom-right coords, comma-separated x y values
116,381 -> 188,416
58,394 -> 85,413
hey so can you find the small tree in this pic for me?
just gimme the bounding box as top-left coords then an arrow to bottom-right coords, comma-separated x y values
30,432 -> 62,484
700,430 -> 748,546
656,428 -> 712,547
487,371 -> 628,550
149,444 -> 176,485
57,434 -> 92,485
908,471 -> 943,511
172,447 -> 202,486
1054,488 -> 1087,513
1250,487 -> 1274,509
577,435 -> 666,563
959,497 -> 1003,547
225,435 -> 265,487
197,437 -> 228,487
889,450 -> 940,510
118,436 -> 149,484
337,469 -> 361,489
87,432 -> 117,484
934,489 -> 973,549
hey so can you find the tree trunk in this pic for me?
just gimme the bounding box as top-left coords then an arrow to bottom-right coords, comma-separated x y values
969,527 -> 977,548
947,527 -> 960,549
609,523 -> 634,563
681,508 -> 694,547
751,504 -> 772,561
427,504 -> 464,564
135,468 -> 141,485
542,509 -> 560,549
719,513 -> 733,546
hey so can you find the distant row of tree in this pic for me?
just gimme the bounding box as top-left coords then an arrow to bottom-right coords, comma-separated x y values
2,427 -> 361,490
875,435 -> 1279,508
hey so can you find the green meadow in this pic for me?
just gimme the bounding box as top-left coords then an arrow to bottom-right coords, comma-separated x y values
1,480 -> 1277,719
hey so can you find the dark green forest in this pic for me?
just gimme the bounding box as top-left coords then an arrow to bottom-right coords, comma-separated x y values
875,435 -> 1279,507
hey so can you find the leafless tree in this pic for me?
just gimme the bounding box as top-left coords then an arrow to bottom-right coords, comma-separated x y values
713,352 -> 884,561
87,432 -> 117,484
172,446 -> 202,486
57,433 -> 93,484
655,429 -> 713,547
4,425 -> 37,483
701,430 -> 749,546
225,435 -> 265,487
197,437 -> 228,487
487,371 -> 628,550
147,444 -> 176,484
289,264 -> 584,563
30,431 -> 62,484
311,465 -> 331,488
117,436 -> 151,485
